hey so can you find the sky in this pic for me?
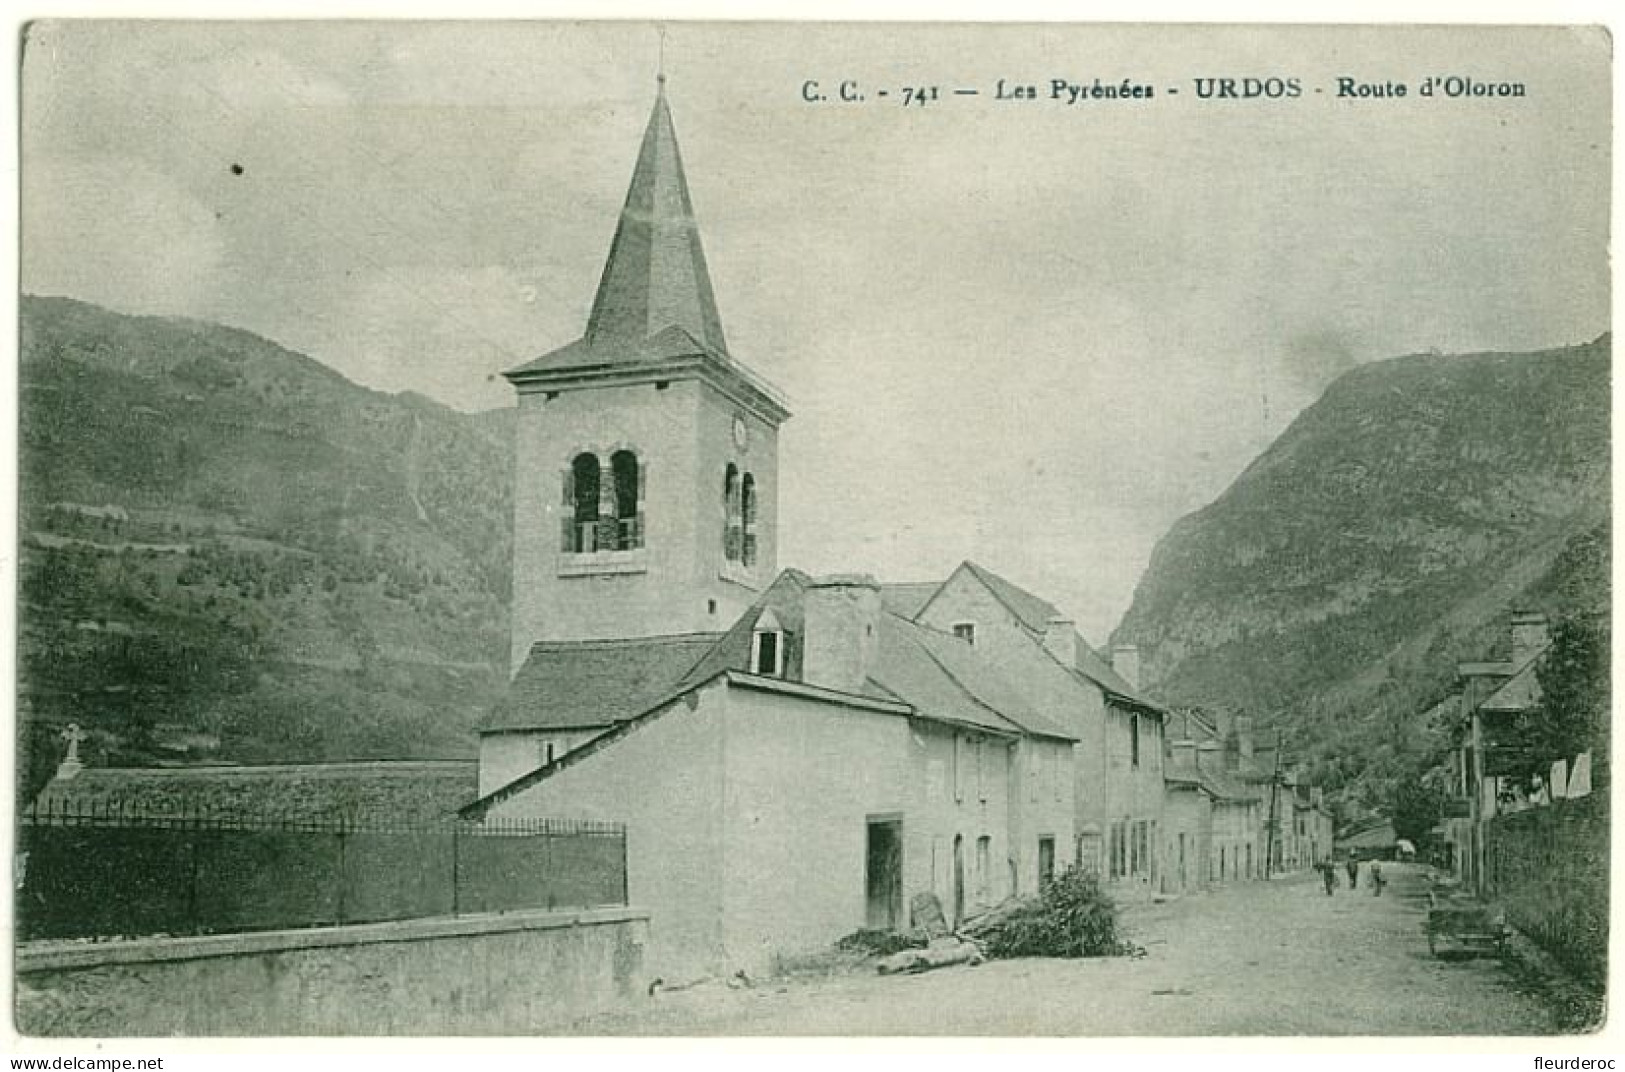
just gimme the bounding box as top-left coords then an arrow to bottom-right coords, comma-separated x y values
19,21 -> 1611,641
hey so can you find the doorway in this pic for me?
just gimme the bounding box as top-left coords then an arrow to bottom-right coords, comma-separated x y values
952,834 -> 965,926
865,817 -> 903,931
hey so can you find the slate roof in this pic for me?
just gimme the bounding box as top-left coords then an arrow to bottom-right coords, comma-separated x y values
1075,646 -> 1150,709
1200,767 -> 1259,803
1164,756 -> 1256,803
505,87 -> 731,382
31,761 -> 479,824
944,560 -> 1155,711
485,632 -> 723,732
873,614 -> 1074,741
880,581 -> 941,619
463,569 -> 1078,815
478,566 -> 1079,774
1337,820 -> 1398,850
1165,707 -> 1221,743
1478,649 -> 1548,714
960,560 -> 1062,635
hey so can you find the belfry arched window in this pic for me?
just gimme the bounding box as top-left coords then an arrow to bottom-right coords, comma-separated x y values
741,473 -> 758,567
564,452 -> 601,553
724,463 -> 742,561
562,449 -> 643,554
611,449 -> 642,550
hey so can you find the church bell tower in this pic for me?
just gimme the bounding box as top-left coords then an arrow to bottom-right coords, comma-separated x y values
503,80 -> 790,672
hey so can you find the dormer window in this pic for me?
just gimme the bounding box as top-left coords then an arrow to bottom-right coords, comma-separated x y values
952,622 -> 976,646
752,608 -> 786,676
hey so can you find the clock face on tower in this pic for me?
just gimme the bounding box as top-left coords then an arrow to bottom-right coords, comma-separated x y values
732,415 -> 748,449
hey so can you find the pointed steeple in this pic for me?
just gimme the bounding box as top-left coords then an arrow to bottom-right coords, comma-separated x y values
584,78 -> 729,355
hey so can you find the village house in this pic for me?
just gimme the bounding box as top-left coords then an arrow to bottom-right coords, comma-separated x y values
1194,712 -> 1334,877
1441,609 -> 1592,894
898,563 -> 1169,893
463,83 -> 1077,979
1161,708 -> 1262,891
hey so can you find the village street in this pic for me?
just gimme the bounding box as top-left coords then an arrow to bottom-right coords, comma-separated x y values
568,864 -> 1570,1036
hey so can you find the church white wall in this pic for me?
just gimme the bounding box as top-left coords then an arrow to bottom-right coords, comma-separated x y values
484,682 -> 729,982
476,728 -> 602,798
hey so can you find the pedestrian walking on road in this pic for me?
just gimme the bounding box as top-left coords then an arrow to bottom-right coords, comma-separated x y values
1318,859 -> 1336,896
1370,860 -> 1386,897
1346,855 -> 1359,890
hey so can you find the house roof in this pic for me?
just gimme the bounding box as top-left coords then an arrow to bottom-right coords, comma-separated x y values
675,570 -> 811,689
466,568 -> 1081,813
1164,757 -> 1255,802
1336,819 -> 1398,849
31,761 -> 479,824
880,581 -> 941,619
1074,646 -> 1152,711
945,560 -> 1156,711
1165,708 -> 1220,742
1203,768 -> 1259,803
1478,649 -> 1547,714
485,632 -> 723,732
874,613 -> 1074,742
958,560 -> 1062,635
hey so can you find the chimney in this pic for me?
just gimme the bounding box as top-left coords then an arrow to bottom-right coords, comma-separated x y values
1196,739 -> 1224,775
1044,616 -> 1078,668
1110,644 -> 1141,691
1170,738 -> 1197,772
1235,716 -> 1255,772
802,574 -> 882,695
1510,610 -> 1549,665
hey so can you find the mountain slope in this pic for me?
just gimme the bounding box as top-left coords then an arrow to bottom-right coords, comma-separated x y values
18,295 -> 517,783
1112,336 -> 1610,808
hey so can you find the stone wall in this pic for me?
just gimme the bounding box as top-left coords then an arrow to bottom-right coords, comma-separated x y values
1485,793 -> 1608,986
17,907 -> 649,1036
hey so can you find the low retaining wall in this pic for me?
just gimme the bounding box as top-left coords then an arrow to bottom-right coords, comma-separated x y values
17,906 -> 649,1036
1485,793 -> 1608,988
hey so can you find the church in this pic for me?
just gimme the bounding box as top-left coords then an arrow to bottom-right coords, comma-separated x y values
463,80 -> 1149,980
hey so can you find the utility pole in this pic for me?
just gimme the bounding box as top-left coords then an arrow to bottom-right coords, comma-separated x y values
1263,730 -> 1284,879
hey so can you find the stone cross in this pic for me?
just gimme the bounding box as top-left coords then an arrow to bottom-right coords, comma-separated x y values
57,723 -> 86,781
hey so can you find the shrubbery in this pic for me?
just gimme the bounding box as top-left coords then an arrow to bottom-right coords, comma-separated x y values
980,866 -> 1135,959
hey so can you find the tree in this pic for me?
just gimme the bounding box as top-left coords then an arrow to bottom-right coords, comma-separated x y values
1390,766 -> 1451,844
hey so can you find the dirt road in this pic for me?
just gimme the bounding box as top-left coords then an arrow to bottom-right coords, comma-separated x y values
570,863 -> 1570,1036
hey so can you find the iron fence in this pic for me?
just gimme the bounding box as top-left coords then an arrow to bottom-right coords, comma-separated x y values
16,798 -> 628,942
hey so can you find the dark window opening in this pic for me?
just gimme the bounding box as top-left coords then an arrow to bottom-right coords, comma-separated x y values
1130,714 -> 1141,768
564,452 -> 600,553
952,622 -> 976,646
741,473 -> 758,566
724,464 -> 742,561
1038,837 -> 1056,887
610,449 -> 642,550
866,819 -> 904,931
